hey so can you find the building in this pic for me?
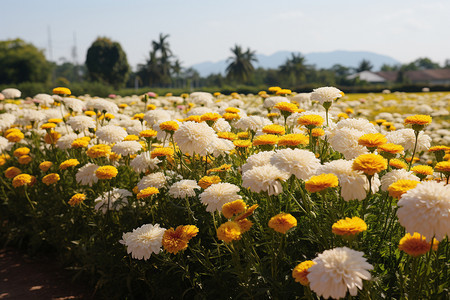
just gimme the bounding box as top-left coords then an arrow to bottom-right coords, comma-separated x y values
348,69 -> 450,85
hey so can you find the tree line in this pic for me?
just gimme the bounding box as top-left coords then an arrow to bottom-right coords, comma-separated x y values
1,36 -> 450,92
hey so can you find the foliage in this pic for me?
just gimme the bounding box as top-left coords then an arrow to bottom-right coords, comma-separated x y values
85,37 -> 131,89
226,45 -> 258,83
0,39 -> 52,84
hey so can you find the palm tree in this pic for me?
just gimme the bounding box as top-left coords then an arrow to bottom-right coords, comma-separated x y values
279,53 -> 307,86
356,59 -> 373,72
226,44 -> 258,83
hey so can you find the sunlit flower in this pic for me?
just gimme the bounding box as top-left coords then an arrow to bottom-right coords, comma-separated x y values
273,102 -> 298,113
217,221 -> 241,243
159,120 -> 180,132
140,129 -> 158,138
76,163 -> 99,186
87,144 -> 111,158
297,115 -> 324,128
68,193 -> 86,206
277,133 -> 309,147
404,114 -> 432,126
380,169 -> 419,191
59,159 -> 80,170
150,147 -> 174,159
389,158 -> 407,170
307,247 -> 373,299
310,86 -> 344,105
130,152 -> 160,173
95,165 -> 118,179
305,173 -> 339,193
112,141 -> 142,156
435,161 -> 450,175
411,165 -> 433,178
252,134 -> 278,147
42,173 -> 60,185
268,213 -> 297,234
358,133 -> 387,149
332,217 -> 367,236
262,124 -> 285,135
352,153 -> 387,176
398,232 -> 439,257
5,166 -> 21,179
96,125 -> 128,144
377,143 -> 404,155
222,200 -> 247,219
95,188 -> 132,213
12,174 -> 35,188
199,182 -> 241,213
198,175 -> 221,189
162,225 -> 199,254
292,261 -> 315,286
242,164 -> 290,196
137,187 -> 160,199
168,180 -> 200,198
270,148 -> 320,180
71,137 -> 91,148
6,130 -> 24,143
120,223 -> 166,260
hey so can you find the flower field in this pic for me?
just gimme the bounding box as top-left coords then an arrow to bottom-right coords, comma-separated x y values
0,87 -> 449,299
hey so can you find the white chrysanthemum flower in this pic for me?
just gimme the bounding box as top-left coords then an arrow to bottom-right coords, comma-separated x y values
1,88 -> 21,99
263,96 -> 287,108
380,169 -> 420,191
242,164 -> 290,196
234,116 -> 272,132
62,97 -> 85,112
86,98 -> 119,113
137,172 -> 167,191
335,118 -> 378,134
144,110 -> 172,126
169,180 -> 201,199
310,86 -> 343,105
0,136 -> 13,153
212,118 -> 231,132
56,133 -> 78,150
270,148 -> 320,180
307,247 -> 373,299
189,92 -> 214,106
130,152 -> 160,173
34,93 -> 54,106
75,163 -> 99,186
199,183 -> 242,213
67,115 -> 96,132
43,108 -> 66,121
119,223 -> 166,260
317,159 -> 380,201
94,188 -> 132,214
20,109 -> 46,124
210,138 -> 235,157
291,93 -> 312,108
173,121 -> 217,156
328,128 -> 368,159
166,96 -> 183,104
228,99 -> 244,107
0,113 -> 16,131
397,181 -> 450,241
386,129 -> 431,152
187,107 -> 214,116
112,141 -> 142,156
242,151 -> 275,173
96,125 -> 128,144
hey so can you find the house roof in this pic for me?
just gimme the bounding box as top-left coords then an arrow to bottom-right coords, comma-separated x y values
347,70 -> 386,82
375,69 -> 450,82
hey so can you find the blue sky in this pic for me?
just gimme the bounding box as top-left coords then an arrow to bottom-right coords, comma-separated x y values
2,0 -> 450,70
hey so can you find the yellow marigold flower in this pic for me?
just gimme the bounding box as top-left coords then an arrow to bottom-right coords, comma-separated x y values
268,213 -> 297,234
428,145 -> 450,152
435,161 -> 450,174
44,131 -> 61,144
139,130 -> 157,138
151,147 -> 174,159
337,112 -> 349,119
159,121 -> 180,132
278,134 -> 309,147
345,108 -> 354,114
18,155 -> 32,165
5,166 -> 21,179
405,156 -> 420,164
382,121 -> 394,129
184,115 -> 202,123
87,145 -> 111,159
253,134 -> 278,146
52,87 -> 71,95
262,124 -> 285,135
162,225 -> 199,254
71,137 -> 91,148
352,153 -> 387,176
292,261 -> 315,286
305,173 -> 339,193
390,158 -> 407,170
41,123 -> 56,130
311,128 -> 325,137
39,161 -> 53,172
404,114 -> 432,126
399,232 -> 439,257
222,200 -> 247,219
236,219 -> 253,233
231,92 -> 240,99
237,132 -> 249,139
198,175 -> 221,189
59,159 -> 80,170
217,132 -> 237,141
137,187 -> 159,199
375,119 -> 387,125
48,118 -> 63,124
6,131 -> 24,142
12,174 -> 35,188
124,134 -> 139,141
119,103 -> 128,109
297,115 -> 324,127
0,154 -> 10,166
95,165 -> 118,179
274,102 -> 298,113
13,147 -> 30,157
276,89 -> 292,96
258,90 -> 267,96
132,113 -> 145,121
207,164 -> 232,174
358,133 -> 387,148
388,179 -> 420,199
84,111 -> 96,117
267,112 -> 280,119
201,112 -> 222,122
268,86 -> 281,93
225,107 -> 240,113
332,217 -> 367,236
222,112 -> 240,121
233,139 -> 252,148
378,143 -> 404,154
411,165 -> 434,177
103,113 -> 114,120
146,104 -> 156,111
42,173 -> 60,185
68,193 -> 86,206
235,204 -> 258,222
217,221 -> 242,243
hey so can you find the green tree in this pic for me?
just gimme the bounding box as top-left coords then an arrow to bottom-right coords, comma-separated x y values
85,37 -> 130,88
0,38 -> 52,84
279,53 -> 308,86
403,57 -> 441,70
356,59 -> 373,72
226,44 -> 258,83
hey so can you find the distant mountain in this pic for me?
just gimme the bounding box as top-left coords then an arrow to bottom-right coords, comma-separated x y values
191,50 -> 400,77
